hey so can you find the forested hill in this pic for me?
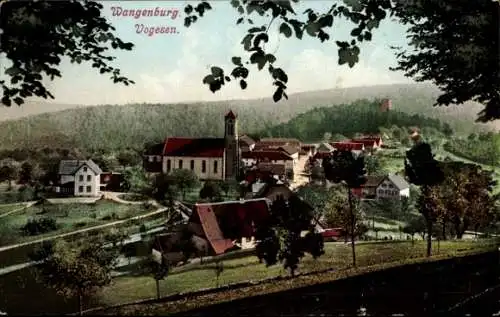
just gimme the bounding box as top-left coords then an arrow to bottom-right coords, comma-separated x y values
259,99 -> 453,142
0,83 -> 496,151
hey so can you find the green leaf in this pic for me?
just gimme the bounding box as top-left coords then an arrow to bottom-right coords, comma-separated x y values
224,76 -> 231,82
248,27 -> 265,33
306,23 -> 318,37
211,66 -> 224,77
288,19 -> 304,39
238,6 -> 244,14
253,33 -> 269,48
232,56 -> 242,66
273,87 -> 283,102
184,5 -> 193,15
266,54 -> 276,64
279,23 -> 293,38
250,50 -> 267,70
13,97 -> 24,105
1,96 -> 11,107
318,15 -> 334,28
4,67 -> 21,76
363,31 -> 372,41
203,75 -> 216,84
230,0 -> 239,8
240,79 -> 247,90
236,17 -> 244,24
241,34 -> 254,50
350,28 -> 361,37
366,19 -> 379,30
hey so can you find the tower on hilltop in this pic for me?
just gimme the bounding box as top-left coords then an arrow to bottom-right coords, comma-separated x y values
224,110 -> 239,180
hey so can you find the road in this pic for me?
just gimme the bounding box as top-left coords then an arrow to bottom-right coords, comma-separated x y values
0,207 -> 168,253
290,155 -> 310,190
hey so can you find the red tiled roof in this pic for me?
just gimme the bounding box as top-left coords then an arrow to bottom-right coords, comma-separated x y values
163,137 -> 225,158
330,142 -> 365,151
194,199 -> 271,245
242,150 -> 293,161
225,110 -> 237,119
350,139 -> 378,147
195,204 -> 235,255
321,228 -> 344,238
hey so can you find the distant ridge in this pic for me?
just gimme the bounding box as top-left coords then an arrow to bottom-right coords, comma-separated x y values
0,83 -> 497,150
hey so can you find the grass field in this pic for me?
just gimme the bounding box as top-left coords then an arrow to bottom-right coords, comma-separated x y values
0,200 -> 154,247
0,203 -> 26,217
96,239 -> 498,309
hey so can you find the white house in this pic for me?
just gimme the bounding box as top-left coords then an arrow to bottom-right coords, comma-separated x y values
241,150 -> 294,170
56,160 -> 103,197
375,174 -> 410,199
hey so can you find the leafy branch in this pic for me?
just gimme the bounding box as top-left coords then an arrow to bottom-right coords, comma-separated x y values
0,0 -> 135,107
185,0 -> 391,103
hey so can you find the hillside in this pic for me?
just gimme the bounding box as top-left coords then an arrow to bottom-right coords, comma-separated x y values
262,99 -> 453,142
0,83 -> 497,150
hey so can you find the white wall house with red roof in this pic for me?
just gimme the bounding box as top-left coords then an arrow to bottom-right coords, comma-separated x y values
144,110 -> 241,181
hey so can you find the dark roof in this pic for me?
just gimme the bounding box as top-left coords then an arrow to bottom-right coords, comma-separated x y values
242,150 -> 293,161
144,143 -> 164,155
350,138 -> 379,147
364,175 -> 385,187
387,174 -> 410,190
58,160 -> 103,175
257,163 -> 286,175
259,138 -> 301,146
225,110 -> 237,119
330,142 -> 365,151
239,135 -> 256,146
192,198 -> 271,253
163,137 -> 225,157
278,145 -> 299,155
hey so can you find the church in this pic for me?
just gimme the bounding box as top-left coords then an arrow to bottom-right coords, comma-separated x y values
143,110 -> 241,181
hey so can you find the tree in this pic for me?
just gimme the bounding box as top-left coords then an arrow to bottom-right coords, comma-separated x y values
405,139 -> 444,256
122,166 -> 151,195
1,0 -> 134,107
322,150 -> 367,267
402,216 -> 427,244
151,173 -> 178,204
199,181 -> 223,202
18,161 -> 41,185
0,165 -> 17,189
214,259 -> 224,288
116,150 -> 141,167
169,169 -> 200,201
146,257 -> 169,300
182,0 -> 499,121
324,186 -> 366,247
255,195 -> 324,277
295,184 -> 328,220
364,155 -> 383,176
31,237 -> 120,315
431,161 -> 497,239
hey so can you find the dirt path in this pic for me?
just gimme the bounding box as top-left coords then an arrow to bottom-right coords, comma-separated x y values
0,201 -> 37,219
0,207 -> 168,253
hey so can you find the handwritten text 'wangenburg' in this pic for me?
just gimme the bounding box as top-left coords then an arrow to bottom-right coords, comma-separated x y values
110,7 -> 179,20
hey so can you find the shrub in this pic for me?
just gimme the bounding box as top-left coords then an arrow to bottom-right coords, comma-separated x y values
73,221 -> 87,228
21,217 -> 58,236
139,224 -> 147,233
101,215 -> 112,221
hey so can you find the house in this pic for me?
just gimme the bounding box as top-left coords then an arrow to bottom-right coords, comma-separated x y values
241,150 -> 294,170
153,199 -> 270,261
143,110 -> 241,181
239,135 -> 256,152
330,142 -> 365,155
300,144 -> 318,157
143,143 -> 164,173
316,142 -> 335,154
376,174 -> 410,199
277,145 -> 299,162
350,136 -> 383,152
56,160 -> 102,197
352,174 -> 410,200
99,172 -> 124,192
258,137 -> 301,148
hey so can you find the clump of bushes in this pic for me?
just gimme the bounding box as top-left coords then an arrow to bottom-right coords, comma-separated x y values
73,221 -> 87,228
21,217 -> 58,236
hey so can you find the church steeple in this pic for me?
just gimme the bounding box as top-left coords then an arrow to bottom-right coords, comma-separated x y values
224,109 -> 239,180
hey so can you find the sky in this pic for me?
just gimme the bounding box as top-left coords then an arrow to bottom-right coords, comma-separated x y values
4,1 -> 416,105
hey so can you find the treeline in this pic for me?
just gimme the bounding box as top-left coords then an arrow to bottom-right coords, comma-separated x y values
259,99 -> 454,142
444,132 -> 500,166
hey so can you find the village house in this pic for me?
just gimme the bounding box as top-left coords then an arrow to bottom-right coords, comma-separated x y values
241,150 -> 295,171
351,174 -> 410,200
56,160 -> 103,197
239,135 -> 256,152
143,110 -> 241,181
152,198 -> 271,264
